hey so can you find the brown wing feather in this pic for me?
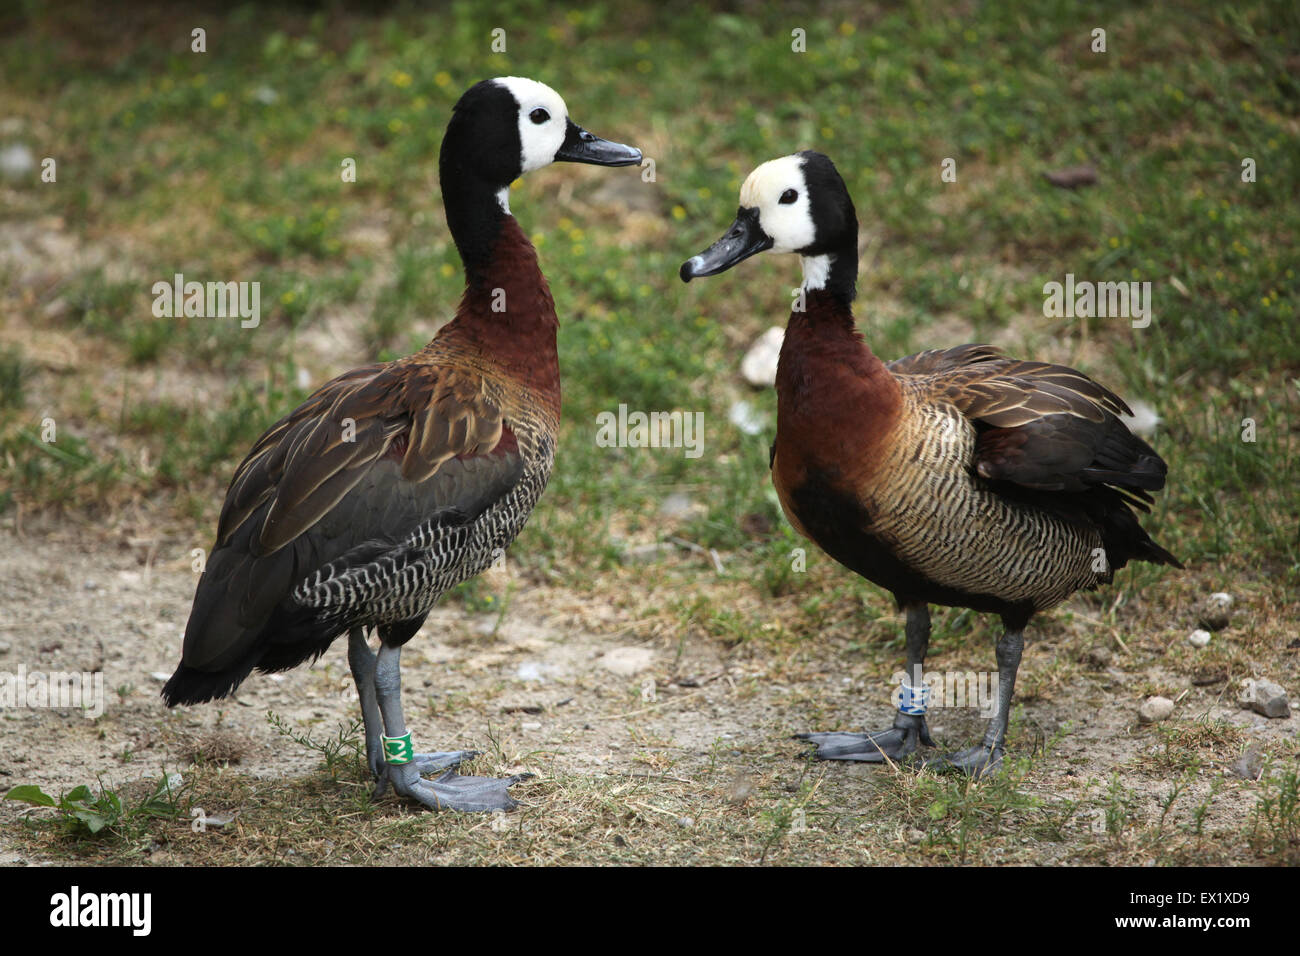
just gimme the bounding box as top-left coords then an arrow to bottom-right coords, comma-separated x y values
893,344 -> 1133,425
400,366 -> 503,482
217,361 -> 507,555
892,343 -> 1163,497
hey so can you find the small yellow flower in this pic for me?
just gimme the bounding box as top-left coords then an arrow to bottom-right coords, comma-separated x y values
839,22 -> 855,36
671,205 -> 686,221
440,263 -> 455,277
210,92 -> 227,108
1108,236 -> 1119,248
388,118 -> 404,133
434,71 -> 452,88
281,291 -> 297,305
390,70 -> 413,88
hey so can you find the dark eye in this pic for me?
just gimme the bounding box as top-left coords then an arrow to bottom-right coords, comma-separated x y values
529,108 -> 550,124
779,189 -> 798,205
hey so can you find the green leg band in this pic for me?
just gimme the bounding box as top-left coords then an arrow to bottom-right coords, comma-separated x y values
382,732 -> 413,765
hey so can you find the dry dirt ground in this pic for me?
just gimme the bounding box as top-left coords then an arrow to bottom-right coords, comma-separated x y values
1,521 -> 1296,866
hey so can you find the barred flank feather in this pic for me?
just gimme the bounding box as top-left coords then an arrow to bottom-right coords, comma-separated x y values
773,301 -> 1180,621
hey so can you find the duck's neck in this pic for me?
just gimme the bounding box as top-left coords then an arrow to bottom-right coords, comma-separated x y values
447,215 -> 559,388
780,250 -> 897,411
799,244 -> 857,311
433,163 -> 559,399
440,158 -> 514,289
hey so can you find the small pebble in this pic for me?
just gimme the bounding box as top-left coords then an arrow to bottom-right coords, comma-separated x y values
1138,696 -> 1175,724
727,400 -> 764,436
1198,592 -> 1233,632
520,721 -> 542,731
1230,747 -> 1264,780
0,143 -> 35,179
1086,646 -> 1113,669
1042,164 -> 1098,189
1187,629 -> 1212,648
658,493 -> 696,520
740,326 -> 784,388
618,542 -> 673,565
1238,678 -> 1291,719
725,773 -> 754,805
598,646 -> 655,677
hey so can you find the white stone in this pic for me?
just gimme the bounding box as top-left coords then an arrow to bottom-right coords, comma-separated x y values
1138,696 -> 1174,724
741,326 -> 784,388
599,646 -> 655,677
1239,679 -> 1290,719
728,399 -> 765,436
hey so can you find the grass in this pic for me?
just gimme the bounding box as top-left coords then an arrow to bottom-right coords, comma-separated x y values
0,0 -> 1296,865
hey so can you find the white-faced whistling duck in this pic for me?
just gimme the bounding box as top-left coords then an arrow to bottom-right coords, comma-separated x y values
681,151 -> 1181,776
163,78 -> 641,811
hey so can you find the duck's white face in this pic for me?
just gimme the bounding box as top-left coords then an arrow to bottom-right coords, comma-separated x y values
739,154 -> 816,254
494,76 -> 570,174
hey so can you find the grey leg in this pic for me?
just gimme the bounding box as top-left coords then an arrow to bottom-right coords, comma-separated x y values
350,629 -> 477,782
347,630 -> 385,787
932,627 -> 1023,777
797,604 -> 937,762
372,642 -> 528,811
